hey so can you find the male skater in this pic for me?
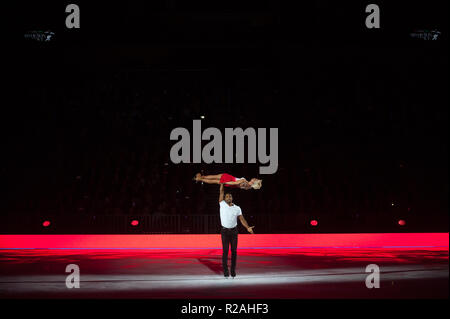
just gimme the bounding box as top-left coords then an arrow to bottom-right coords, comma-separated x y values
218,183 -> 255,278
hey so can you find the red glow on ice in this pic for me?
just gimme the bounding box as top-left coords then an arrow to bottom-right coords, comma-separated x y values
0,233 -> 447,249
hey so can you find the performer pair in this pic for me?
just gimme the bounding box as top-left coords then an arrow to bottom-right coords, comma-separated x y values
193,172 -> 259,278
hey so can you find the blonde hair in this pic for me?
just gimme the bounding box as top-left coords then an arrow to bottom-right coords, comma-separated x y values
251,179 -> 262,189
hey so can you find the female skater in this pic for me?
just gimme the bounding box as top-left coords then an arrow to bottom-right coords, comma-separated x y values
194,173 -> 262,190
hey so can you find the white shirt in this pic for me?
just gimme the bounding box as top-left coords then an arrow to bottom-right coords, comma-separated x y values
219,200 -> 242,228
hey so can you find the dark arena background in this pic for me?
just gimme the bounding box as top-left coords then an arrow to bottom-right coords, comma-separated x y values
2,0 -> 449,316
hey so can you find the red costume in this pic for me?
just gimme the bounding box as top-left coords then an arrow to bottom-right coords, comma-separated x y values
220,173 -> 240,188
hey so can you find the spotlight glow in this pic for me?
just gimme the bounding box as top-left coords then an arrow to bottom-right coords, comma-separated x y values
131,220 -> 139,226
310,220 -> 318,226
42,221 -> 50,227
398,220 -> 406,226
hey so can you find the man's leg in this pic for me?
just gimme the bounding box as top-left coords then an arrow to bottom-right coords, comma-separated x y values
221,228 -> 230,277
230,228 -> 238,277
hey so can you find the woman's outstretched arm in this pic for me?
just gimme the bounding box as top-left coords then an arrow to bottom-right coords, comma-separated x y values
224,178 -> 247,186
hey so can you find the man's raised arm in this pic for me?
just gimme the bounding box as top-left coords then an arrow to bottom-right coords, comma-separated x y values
219,183 -> 224,203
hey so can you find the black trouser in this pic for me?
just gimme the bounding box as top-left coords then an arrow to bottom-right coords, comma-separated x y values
221,226 -> 238,275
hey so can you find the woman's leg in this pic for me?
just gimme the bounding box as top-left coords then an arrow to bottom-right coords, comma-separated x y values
197,177 -> 220,184
195,173 -> 222,183
201,174 -> 223,180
